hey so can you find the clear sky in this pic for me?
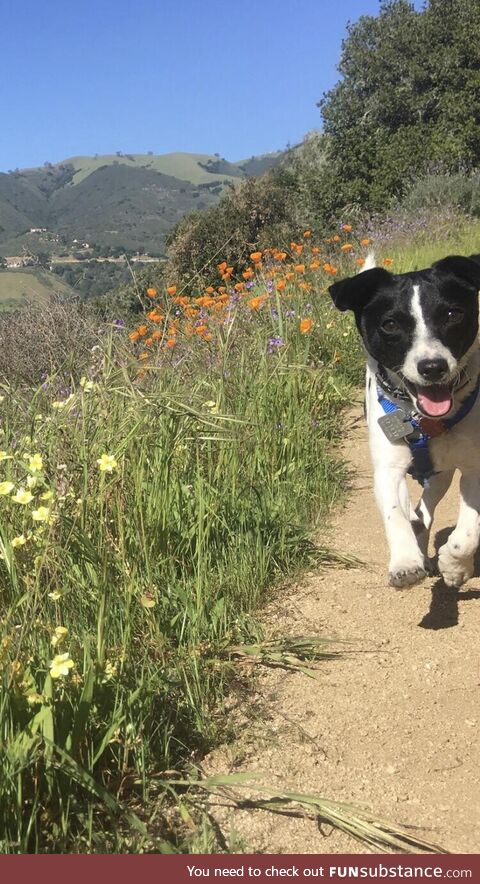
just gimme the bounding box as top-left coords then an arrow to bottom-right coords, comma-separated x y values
1,0 -> 418,172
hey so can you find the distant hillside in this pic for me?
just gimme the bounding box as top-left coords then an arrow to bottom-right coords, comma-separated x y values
0,150 -> 285,257
0,268 -> 77,311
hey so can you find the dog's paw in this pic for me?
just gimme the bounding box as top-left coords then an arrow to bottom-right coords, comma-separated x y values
438,545 -> 473,588
388,563 -> 428,589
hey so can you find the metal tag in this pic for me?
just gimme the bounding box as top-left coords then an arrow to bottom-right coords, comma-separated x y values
378,412 -> 412,443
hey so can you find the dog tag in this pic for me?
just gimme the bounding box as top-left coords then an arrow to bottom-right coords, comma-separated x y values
378,412 -> 412,443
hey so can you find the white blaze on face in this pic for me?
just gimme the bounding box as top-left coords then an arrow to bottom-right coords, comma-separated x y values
401,284 -> 456,384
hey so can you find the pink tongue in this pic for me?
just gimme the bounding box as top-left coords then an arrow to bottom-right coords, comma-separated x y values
417,385 -> 452,417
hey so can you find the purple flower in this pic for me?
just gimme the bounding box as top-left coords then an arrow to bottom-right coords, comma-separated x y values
112,319 -> 125,329
268,336 -> 285,354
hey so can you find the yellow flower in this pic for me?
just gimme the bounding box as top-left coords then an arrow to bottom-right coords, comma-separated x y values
27,475 -> 37,489
40,490 -> 53,501
32,506 -> 52,523
51,626 -> 69,647
97,454 -> 118,473
0,451 -> 12,462
0,481 -> 14,495
49,652 -> 74,679
80,376 -> 94,392
28,454 -> 43,472
12,488 -> 34,505
11,534 -> 27,548
48,589 -> 64,601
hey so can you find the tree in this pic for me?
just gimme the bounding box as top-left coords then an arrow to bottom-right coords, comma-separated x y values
317,0 -> 480,213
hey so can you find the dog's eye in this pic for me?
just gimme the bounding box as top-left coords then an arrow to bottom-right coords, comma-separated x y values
381,319 -> 400,334
446,307 -> 464,324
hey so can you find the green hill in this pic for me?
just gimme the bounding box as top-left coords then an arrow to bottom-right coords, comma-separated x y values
0,268 -> 77,311
0,150 -> 286,257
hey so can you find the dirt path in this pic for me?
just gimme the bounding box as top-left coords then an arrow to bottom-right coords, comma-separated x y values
206,403 -> 480,854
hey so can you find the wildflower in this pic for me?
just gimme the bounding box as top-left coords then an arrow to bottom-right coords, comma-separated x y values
356,258 -> 365,267
12,488 -> 33,505
27,475 -> 37,489
310,261 -> 320,270
203,400 -> 219,414
383,258 -> 394,267
102,660 -> 117,681
273,251 -> 287,262
268,336 -> 285,353
97,454 -> 118,473
11,534 -> 27,548
332,234 -> 341,242
248,297 -> 266,311
129,330 -> 140,342
300,318 -> 313,334
146,287 -> 157,298
26,692 -> 44,706
341,243 -> 354,252
40,490 -> 53,501
250,251 -> 262,263
29,453 -> 43,472
323,263 -> 338,275
32,506 -> 52,523
140,592 -> 156,609
276,280 -> 286,291
79,376 -> 94,392
51,626 -> 69,647
360,238 -> 370,247
294,264 -> 305,273
166,285 -> 177,296
166,339 -> 176,348
0,452 -> 12,462
303,230 -> 312,238
217,261 -> 228,272
113,319 -> 125,328
48,589 -> 64,601
342,224 -> 353,233
139,352 -> 149,361
50,652 -> 74,679
0,481 -> 14,495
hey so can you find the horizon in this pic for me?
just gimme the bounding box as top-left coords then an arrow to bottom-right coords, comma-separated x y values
0,0 -> 421,174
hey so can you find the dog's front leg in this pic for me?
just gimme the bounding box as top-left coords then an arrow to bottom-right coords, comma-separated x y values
438,473 -> 480,588
374,465 -> 427,588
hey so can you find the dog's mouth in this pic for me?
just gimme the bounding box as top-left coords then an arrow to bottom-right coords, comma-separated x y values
412,383 -> 453,418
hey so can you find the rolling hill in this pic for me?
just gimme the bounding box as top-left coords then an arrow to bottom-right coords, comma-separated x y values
0,268 -> 77,311
0,150 -> 285,257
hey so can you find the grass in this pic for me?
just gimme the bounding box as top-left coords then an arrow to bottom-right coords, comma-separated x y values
0,217 -> 477,853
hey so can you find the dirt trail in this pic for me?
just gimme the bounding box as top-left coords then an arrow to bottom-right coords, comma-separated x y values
206,403 -> 480,854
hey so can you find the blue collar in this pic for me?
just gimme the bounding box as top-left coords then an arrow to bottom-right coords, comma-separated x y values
377,379 -> 480,486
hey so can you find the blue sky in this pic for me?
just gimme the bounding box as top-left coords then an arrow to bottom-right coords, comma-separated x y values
2,0 -> 416,171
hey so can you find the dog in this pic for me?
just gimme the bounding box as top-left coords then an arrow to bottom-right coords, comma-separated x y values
329,253 -> 480,589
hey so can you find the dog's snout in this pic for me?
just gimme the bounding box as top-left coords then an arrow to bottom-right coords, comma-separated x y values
417,357 -> 449,382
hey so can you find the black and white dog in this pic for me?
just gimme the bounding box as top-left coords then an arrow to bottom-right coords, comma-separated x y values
329,253 -> 480,589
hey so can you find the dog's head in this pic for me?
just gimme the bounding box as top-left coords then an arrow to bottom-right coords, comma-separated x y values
329,255 -> 480,418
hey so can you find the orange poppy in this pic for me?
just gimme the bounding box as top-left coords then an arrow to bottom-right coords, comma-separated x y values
300,318 -> 313,334
276,280 -> 286,291
341,243 -> 353,252
360,238 -> 370,247
166,285 -> 177,296
250,251 -> 262,263
303,230 -> 312,238
342,224 -> 353,233
294,264 -> 305,273
146,287 -> 157,298
383,258 -> 394,267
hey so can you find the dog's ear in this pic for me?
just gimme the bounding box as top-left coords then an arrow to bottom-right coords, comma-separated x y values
432,255 -> 480,291
328,267 -> 393,313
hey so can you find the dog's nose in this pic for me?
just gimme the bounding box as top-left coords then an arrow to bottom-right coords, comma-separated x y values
417,358 -> 449,382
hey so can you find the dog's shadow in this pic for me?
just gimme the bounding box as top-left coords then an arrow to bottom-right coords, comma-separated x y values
419,526 -> 480,630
